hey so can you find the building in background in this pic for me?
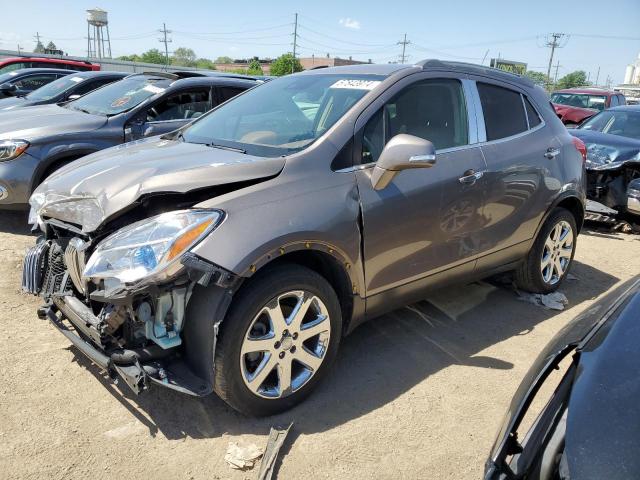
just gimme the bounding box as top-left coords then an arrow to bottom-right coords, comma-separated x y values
298,55 -> 370,70
615,52 -> 640,103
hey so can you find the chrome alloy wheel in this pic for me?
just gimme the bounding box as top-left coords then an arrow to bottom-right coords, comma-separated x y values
541,220 -> 574,285
240,290 -> 331,399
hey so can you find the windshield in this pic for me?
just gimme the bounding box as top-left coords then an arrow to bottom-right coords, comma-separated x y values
580,110 -> 640,139
26,75 -> 84,101
0,71 -> 20,85
182,74 -> 384,157
65,76 -> 170,116
551,93 -> 607,111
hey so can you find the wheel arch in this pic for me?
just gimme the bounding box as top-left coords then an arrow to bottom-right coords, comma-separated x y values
244,246 -> 359,336
536,192 -> 585,239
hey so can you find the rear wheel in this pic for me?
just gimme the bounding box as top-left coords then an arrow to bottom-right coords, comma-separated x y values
213,264 -> 342,416
515,208 -> 577,293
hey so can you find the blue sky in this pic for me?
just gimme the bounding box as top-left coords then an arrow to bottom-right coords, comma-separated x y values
0,0 -> 638,84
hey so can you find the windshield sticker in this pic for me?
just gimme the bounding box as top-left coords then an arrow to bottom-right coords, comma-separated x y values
143,84 -> 165,94
111,96 -> 132,108
69,77 -> 83,83
330,79 -> 381,90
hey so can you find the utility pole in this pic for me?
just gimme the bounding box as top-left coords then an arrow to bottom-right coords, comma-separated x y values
17,44 -> 21,55
291,12 -> 298,74
545,33 -> 565,89
34,31 -> 42,52
398,33 -> 410,63
595,66 -> 600,87
158,23 -> 172,69
553,60 -> 561,86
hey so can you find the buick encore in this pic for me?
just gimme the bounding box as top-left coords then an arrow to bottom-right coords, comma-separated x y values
23,60 -> 586,416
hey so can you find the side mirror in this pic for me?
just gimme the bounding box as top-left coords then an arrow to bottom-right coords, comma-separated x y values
0,83 -> 17,94
370,134 -> 436,190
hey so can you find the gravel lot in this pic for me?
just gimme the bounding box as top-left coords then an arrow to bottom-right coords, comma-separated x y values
1,211 -> 638,480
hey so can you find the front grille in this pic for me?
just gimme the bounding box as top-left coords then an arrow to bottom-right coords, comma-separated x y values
22,242 -> 50,294
64,238 -> 87,294
42,243 -> 71,296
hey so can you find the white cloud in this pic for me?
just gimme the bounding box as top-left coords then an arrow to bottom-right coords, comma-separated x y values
339,18 -> 361,30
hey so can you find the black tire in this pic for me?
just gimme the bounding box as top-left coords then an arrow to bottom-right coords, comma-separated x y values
213,263 -> 342,416
515,207 -> 577,294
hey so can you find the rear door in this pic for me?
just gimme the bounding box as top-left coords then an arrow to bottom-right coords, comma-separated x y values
471,79 -> 561,264
355,74 -> 488,296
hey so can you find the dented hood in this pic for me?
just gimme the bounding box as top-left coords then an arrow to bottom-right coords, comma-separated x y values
33,137 -> 285,232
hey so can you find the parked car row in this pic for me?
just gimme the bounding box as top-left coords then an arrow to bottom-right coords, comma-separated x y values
551,88 -> 627,127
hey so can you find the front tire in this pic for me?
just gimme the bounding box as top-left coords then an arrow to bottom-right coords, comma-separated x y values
213,264 -> 342,416
515,207 -> 577,294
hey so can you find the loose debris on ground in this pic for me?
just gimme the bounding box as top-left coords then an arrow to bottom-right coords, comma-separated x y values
258,423 -> 294,480
224,442 -> 263,471
516,291 -> 569,311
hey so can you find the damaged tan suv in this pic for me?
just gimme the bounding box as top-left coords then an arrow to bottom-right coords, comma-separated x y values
23,60 -> 586,416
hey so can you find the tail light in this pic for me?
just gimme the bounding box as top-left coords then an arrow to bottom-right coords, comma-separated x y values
571,137 -> 587,163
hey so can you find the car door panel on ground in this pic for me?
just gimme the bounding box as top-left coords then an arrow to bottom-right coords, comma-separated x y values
470,78 -> 562,268
355,75 -> 488,297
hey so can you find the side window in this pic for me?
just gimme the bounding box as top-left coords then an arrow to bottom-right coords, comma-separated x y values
477,82 -> 528,141
218,86 -> 246,103
0,62 -> 29,73
619,95 -> 627,105
609,95 -> 619,108
13,74 -> 57,91
146,89 -> 211,122
73,78 -> 113,96
361,78 -> 469,163
524,97 -> 542,128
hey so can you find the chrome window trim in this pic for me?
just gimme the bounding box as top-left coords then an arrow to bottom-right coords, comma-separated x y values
461,78 -> 481,144
521,93 -> 531,130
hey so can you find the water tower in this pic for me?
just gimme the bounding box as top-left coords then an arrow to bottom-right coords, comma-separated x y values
86,8 -> 112,59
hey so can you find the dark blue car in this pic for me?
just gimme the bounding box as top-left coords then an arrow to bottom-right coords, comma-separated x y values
570,105 -> 640,217
0,68 -> 76,99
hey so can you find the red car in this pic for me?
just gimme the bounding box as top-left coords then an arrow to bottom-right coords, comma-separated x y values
551,88 -> 626,127
0,57 -> 100,74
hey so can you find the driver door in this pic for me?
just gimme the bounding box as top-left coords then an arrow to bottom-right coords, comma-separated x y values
354,75 -> 488,300
126,87 -> 213,140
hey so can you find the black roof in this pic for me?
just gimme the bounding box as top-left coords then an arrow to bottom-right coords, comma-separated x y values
65,71 -> 129,80
610,104 -> 640,112
130,70 -> 265,83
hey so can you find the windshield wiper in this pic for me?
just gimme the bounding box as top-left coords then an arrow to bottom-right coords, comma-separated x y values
73,107 -> 94,115
207,143 -> 246,154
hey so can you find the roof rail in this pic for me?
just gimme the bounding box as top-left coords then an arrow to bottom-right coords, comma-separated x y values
139,71 -> 180,79
415,58 -> 534,87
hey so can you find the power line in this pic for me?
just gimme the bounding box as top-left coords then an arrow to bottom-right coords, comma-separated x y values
297,23 -> 395,48
158,23 -> 172,68
398,33 -> 410,63
173,23 -> 292,36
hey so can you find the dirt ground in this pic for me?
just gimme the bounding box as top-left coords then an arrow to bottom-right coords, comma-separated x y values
1,211 -> 638,480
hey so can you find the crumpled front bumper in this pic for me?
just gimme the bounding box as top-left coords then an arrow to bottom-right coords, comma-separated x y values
43,295 -> 213,397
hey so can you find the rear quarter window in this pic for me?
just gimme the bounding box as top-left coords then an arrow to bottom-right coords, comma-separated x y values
477,82 -> 528,141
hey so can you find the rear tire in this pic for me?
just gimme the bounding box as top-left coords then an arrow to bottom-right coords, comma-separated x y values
515,208 -> 577,294
213,264 -> 342,416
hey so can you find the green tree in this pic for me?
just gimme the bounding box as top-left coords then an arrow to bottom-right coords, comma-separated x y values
45,41 -> 57,51
140,48 -> 166,65
556,71 -> 589,89
524,70 -> 549,86
117,54 -> 141,62
33,41 -> 45,54
247,59 -> 264,75
214,56 -> 233,64
195,58 -> 217,70
270,53 -> 303,76
171,47 -> 197,67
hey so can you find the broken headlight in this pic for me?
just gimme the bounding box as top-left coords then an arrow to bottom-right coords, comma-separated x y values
83,209 -> 223,284
29,192 -> 104,232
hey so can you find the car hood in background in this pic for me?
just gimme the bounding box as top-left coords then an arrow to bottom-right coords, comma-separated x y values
552,103 -> 598,123
34,137 -> 286,232
0,96 -> 28,111
570,129 -> 640,170
0,104 -> 106,140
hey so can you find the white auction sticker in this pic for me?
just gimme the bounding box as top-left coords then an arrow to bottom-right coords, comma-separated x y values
330,79 -> 381,90
143,84 -> 165,94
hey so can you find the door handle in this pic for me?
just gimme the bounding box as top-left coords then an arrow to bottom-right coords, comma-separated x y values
544,147 -> 560,159
458,169 -> 484,185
